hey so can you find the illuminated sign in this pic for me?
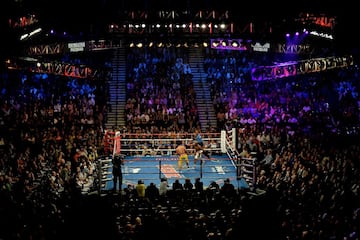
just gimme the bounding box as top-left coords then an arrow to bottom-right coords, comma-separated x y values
251,42 -> 270,52
274,44 -> 314,55
251,55 -> 353,81
68,42 -> 85,52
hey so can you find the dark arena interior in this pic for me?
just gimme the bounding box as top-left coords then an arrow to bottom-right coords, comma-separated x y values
0,1 -> 360,239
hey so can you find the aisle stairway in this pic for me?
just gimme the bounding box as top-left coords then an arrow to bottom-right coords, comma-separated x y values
188,48 -> 217,132
105,48 -> 127,130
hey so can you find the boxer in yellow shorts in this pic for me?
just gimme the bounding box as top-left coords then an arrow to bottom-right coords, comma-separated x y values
175,144 -> 189,171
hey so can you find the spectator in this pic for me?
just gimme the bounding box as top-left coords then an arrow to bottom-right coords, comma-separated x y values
145,182 -> 160,201
183,178 -> 194,191
194,177 -> 204,193
159,177 -> 169,198
172,179 -> 183,191
135,179 -> 146,198
220,178 -> 236,199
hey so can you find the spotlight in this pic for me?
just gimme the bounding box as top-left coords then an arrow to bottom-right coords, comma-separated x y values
212,41 -> 220,47
231,41 -> 239,48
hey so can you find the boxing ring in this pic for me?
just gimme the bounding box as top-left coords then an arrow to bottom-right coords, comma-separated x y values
96,129 -> 256,193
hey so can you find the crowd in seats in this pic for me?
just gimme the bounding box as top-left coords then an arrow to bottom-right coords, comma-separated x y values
111,177 -> 252,240
203,48 -> 360,239
205,49 -> 360,136
0,45 -> 359,240
0,69 -> 109,239
125,47 -> 200,134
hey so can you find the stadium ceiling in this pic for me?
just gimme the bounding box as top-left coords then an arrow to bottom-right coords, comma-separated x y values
1,0 -> 359,56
